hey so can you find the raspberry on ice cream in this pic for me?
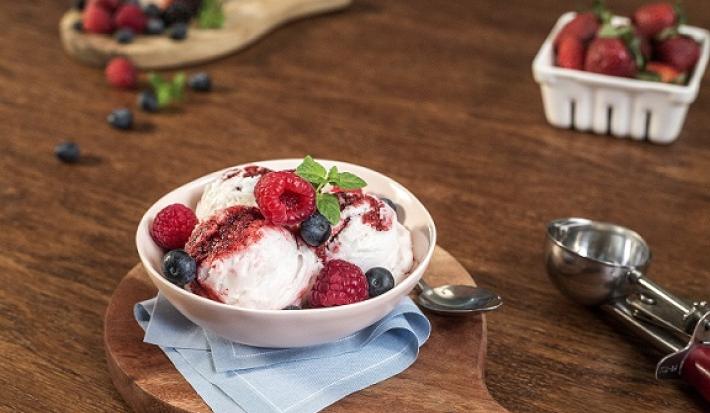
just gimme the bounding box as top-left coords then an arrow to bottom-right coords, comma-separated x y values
195,166 -> 272,221
310,260 -> 369,308
150,203 -> 197,250
255,171 -> 316,225
323,191 -> 414,283
185,206 -> 322,309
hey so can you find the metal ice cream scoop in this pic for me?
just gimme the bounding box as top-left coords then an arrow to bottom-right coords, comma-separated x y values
545,218 -> 710,402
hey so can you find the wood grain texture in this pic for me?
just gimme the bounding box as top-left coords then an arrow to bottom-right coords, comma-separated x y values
105,247 -> 507,413
59,0 -> 352,69
1,0 -> 710,412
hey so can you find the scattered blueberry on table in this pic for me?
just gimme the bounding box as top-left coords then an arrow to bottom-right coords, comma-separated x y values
107,108 -> 133,129
188,72 -> 212,92
54,142 -> 81,163
137,90 -> 159,112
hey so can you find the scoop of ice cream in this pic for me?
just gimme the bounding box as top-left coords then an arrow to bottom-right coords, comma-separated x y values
185,206 -> 321,309
323,191 -> 413,283
195,166 -> 271,222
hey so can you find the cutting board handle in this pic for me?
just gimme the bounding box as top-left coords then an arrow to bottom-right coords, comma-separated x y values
235,0 -> 352,25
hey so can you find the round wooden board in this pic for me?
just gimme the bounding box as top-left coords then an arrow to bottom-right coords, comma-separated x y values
60,0 -> 352,69
104,246 -> 509,412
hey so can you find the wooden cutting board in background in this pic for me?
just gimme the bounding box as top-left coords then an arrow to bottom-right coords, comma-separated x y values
60,0 -> 352,69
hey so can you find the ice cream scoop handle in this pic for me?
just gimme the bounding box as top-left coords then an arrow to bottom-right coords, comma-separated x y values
681,345 -> 710,402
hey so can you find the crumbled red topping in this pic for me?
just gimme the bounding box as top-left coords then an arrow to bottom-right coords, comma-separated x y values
185,206 -> 267,265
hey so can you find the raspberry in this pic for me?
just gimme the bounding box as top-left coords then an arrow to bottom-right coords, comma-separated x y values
114,3 -> 147,33
150,204 -> 198,250
82,2 -> 113,34
310,260 -> 369,308
254,171 -> 316,225
105,57 -> 137,89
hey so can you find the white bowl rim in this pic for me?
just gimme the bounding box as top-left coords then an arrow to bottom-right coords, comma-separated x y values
136,158 -> 437,315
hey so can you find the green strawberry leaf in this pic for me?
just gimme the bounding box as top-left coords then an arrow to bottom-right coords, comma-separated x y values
316,193 -> 340,225
198,0 -> 225,29
336,172 -> 367,190
592,0 -> 612,25
296,155 -> 327,185
674,1 -> 687,27
656,27 -> 679,41
637,71 -> 662,82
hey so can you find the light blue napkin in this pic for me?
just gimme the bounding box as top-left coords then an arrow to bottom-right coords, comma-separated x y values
134,294 -> 431,413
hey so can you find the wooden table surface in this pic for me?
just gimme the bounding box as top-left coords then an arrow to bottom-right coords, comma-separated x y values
1,0 -> 709,412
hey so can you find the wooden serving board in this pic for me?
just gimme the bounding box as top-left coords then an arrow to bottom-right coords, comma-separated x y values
60,0 -> 351,69
104,246 -> 509,412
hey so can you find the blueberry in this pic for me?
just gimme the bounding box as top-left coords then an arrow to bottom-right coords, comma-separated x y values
188,72 -> 211,92
300,213 -> 331,247
283,305 -> 301,310
73,0 -> 85,10
55,141 -> 80,163
169,23 -> 188,40
381,197 -> 396,212
162,249 -> 196,287
365,267 -> 395,297
144,3 -> 162,18
137,89 -> 159,112
107,108 -> 133,129
163,3 -> 192,24
145,17 -> 165,35
72,20 -> 83,32
115,28 -> 134,44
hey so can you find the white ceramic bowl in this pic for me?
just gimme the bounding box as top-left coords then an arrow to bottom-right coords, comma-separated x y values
136,159 -> 436,348
533,12 -> 710,144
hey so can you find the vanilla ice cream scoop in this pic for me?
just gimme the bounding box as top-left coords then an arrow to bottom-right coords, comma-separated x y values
195,166 -> 271,221
186,206 -> 321,309
324,192 -> 414,283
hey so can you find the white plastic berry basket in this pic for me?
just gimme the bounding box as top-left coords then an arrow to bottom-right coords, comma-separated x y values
532,12 -> 710,144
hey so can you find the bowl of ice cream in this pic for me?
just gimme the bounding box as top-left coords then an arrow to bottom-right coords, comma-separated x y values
136,159 -> 436,347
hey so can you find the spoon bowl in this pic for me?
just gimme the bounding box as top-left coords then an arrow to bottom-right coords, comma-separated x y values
416,280 -> 503,315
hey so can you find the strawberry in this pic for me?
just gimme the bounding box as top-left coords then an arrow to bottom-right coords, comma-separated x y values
114,4 -> 147,34
105,57 -> 138,89
89,0 -> 120,11
585,37 -> 637,78
632,2 -> 677,38
645,61 -> 684,83
556,36 -> 586,70
554,12 -> 601,50
655,35 -> 701,72
82,2 -> 113,34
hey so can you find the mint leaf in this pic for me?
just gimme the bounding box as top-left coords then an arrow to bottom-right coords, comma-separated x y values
336,172 -> 367,190
296,155 -> 327,185
316,193 -> 340,225
171,72 -> 186,101
326,166 -> 339,183
198,0 -> 225,29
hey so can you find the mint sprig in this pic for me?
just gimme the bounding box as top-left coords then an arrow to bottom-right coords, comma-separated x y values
148,72 -> 186,108
295,156 -> 367,225
198,0 -> 225,29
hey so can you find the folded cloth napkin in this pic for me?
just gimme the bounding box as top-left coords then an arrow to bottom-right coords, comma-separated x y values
134,294 -> 431,413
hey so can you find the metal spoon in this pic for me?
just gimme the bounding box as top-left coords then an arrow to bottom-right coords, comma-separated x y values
415,279 -> 503,315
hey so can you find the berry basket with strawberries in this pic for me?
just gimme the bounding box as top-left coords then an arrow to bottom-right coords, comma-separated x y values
532,2 -> 709,144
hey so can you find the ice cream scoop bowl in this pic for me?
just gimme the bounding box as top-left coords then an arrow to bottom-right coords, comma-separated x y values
545,218 -> 710,402
136,159 -> 436,348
